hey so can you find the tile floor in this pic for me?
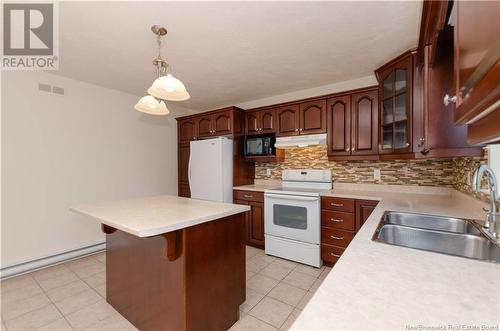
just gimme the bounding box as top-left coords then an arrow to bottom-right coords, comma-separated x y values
0,246 -> 330,331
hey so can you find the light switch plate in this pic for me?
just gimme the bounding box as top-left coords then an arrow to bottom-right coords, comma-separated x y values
266,169 -> 272,176
374,168 -> 381,180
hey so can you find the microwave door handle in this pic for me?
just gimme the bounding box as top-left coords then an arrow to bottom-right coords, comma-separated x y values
264,193 -> 319,202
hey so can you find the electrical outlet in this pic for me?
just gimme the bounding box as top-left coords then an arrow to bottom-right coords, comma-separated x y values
374,168 -> 381,181
266,169 -> 272,176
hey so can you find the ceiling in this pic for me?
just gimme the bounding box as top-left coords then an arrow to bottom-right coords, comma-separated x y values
56,1 -> 422,110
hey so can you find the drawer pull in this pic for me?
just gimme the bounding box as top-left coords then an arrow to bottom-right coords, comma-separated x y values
330,235 -> 343,240
330,218 -> 343,223
243,195 -> 253,198
331,203 -> 343,207
330,253 -> 341,258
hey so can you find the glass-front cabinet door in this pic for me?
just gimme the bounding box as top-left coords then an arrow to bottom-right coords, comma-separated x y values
378,53 -> 413,154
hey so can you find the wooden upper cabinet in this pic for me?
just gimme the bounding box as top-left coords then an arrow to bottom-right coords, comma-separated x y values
244,109 -> 275,135
213,110 -> 232,136
276,105 -> 300,136
245,111 -> 260,135
327,95 -> 351,156
453,1 -> 500,144
197,115 -> 213,138
351,90 -> 378,155
299,100 -> 326,134
178,118 -> 197,142
260,109 -> 275,134
376,52 -> 414,154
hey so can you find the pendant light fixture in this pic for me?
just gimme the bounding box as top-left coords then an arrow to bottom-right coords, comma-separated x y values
135,25 -> 190,115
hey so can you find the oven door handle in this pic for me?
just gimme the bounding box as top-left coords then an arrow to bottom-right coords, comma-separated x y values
264,193 -> 319,202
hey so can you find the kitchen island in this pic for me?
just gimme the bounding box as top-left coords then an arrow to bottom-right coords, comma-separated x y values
71,195 -> 250,331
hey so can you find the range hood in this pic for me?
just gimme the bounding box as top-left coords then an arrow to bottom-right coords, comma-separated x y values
274,133 -> 327,149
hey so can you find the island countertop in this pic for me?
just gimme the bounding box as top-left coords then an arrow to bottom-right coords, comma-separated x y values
71,195 -> 250,237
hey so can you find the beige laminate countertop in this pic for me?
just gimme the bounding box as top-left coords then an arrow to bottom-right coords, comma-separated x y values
70,195 -> 250,237
291,184 -> 500,330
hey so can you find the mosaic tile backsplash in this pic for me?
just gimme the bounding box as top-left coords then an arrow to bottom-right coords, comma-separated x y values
254,145 -> 490,202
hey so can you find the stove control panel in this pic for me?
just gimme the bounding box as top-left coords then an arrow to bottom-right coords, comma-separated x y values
282,169 -> 332,183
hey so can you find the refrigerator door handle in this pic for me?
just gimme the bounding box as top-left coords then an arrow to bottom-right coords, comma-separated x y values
188,151 -> 193,191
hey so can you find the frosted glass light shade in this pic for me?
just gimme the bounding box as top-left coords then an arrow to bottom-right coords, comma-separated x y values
147,74 -> 190,101
134,96 -> 170,115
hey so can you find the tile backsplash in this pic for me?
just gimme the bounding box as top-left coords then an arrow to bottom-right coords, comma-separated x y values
255,145 -> 489,202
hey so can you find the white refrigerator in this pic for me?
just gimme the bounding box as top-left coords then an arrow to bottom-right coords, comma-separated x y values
188,137 -> 233,203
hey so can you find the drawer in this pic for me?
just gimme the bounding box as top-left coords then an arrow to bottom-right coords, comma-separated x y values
321,227 -> 355,248
233,190 -> 264,203
321,244 -> 345,264
321,210 -> 355,231
321,197 -> 355,212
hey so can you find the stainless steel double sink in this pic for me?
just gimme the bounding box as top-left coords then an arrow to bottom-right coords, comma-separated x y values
373,211 -> 500,263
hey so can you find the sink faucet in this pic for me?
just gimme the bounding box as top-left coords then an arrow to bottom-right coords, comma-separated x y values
473,165 -> 499,241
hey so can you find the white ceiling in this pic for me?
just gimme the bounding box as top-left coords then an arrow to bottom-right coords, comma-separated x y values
57,1 -> 422,110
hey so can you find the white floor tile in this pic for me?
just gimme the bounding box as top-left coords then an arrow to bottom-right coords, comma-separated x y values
34,318 -> 73,331
247,274 -> 279,295
248,297 -> 293,328
4,304 -> 61,331
293,264 -> 324,278
282,271 -> 316,291
54,289 -> 102,316
66,300 -> 118,330
45,279 -> 90,302
230,314 -> 277,331
1,293 -> 52,321
279,308 -> 301,330
240,288 -> 265,313
259,263 -> 294,281
1,281 -> 44,304
83,313 -> 137,331
36,271 -> 79,292
82,272 -> 105,289
1,275 -> 38,293
296,291 -> 314,310
267,283 -> 306,307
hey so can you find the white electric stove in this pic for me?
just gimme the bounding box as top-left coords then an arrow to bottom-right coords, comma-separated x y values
264,169 -> 332,267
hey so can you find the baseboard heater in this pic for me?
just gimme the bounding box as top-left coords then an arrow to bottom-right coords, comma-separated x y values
0,242 -> 105,280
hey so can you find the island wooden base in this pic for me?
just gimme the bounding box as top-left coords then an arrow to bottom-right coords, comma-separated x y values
104,213 -> 246,331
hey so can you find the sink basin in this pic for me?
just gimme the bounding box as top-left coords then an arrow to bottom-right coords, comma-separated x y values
383,211 -> 481,235
373,212 -> 500,263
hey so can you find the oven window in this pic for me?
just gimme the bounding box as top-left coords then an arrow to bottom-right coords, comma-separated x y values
273,205 -> 307,230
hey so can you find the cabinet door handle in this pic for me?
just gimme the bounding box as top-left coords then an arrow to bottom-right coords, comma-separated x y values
352,147 -> 355,151
443,94 -> 457,106
345,147 -> 350,152
330,253 -> 341,258
330,235 -> 343,240
299,128 -> 303,132
331,203 -> 343,207
295,129 -> 299,132
243,195 -> 253,198
330,218 -> 343,223
405,143 -> 410,147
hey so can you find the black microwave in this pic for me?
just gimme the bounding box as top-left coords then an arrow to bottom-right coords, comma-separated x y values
244,136 -> 275,156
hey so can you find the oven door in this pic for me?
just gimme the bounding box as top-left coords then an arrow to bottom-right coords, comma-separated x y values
264,193 -> 320,244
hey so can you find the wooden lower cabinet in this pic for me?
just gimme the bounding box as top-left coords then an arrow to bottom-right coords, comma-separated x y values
355,199 -> 379,231
321,197 -> 378,266
234,190 -> 265,248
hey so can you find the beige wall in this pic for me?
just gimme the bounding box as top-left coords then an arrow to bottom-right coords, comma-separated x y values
235,75 -> 377,110
1,71 -> 195,268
